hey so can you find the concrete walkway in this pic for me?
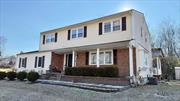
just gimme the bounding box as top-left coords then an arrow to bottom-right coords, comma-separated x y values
38,79 -> 129,92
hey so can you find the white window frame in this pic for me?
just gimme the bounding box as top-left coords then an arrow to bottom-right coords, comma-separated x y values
89,50 -> 113,65
45,34 -> 55,44
103,19 -> 121,34
113,20 -> 121,31
71,27 -> 84,39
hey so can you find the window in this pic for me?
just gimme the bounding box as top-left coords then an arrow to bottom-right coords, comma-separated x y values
104,22 -> 111,33
113,20 -> 120,31
35,56 -> 45,68
78,28 -> 84,37
38,57 -> 42,67
99,52 -> 104,64
90,53 -> 97,64
105,51 -> 112,64
21,58 -> 27,68
71,28 -> 84,39
71,29 -> 77,39
45,34 -> 55,43
90,50 -> 113,65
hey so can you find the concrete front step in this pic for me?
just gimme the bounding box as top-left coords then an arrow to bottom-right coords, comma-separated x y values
38,79 -> 129,92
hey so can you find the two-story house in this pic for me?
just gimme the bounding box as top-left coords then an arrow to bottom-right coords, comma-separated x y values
16,9 -> 152,82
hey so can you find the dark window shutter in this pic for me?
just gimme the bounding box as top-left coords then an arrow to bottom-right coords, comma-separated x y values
85,52 -> 89,65
25,57 -> 27,68
19,58 -> 21,68
84,26 -> 87,38
68,30 -> 71,40
42,56 -> 45,68
113,49 -> 117,65
43,35 -> 45,44
35,56 -> 37,68
55,32 -> 58,42
99,22 -> 102,35
122,17 -> 126,31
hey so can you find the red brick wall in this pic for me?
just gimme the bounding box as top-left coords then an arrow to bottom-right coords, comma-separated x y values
117,48 -> 129,77
51,52 -> 64,72
76,52 -> 86,67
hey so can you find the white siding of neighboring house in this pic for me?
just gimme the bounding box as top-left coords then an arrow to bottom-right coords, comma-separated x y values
15,51 -> 52,74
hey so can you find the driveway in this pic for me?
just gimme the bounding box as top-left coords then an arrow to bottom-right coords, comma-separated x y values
0,80 -> 180,101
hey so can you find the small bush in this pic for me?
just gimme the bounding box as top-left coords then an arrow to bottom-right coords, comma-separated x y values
147,77 -> 158,85
27,71 -> 39,82
0,72 -> 6,80
7,72 -> 16,80
65,66 -> 118,77
17,71 -> 27,81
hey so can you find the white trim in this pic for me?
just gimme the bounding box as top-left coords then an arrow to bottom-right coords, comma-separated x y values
72,50 -> 75,67
97,48 -> 100,67
63,53 -> 66,71
89,49 -> 113,66
129,45 -> 134,76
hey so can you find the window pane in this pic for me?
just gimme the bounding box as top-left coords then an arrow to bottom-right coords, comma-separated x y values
45,35 -> 51,43
113,20 -> 120,31
78,28 -> 84,37
71,30 -> 77,38
104,22 -> 111,33
105,51 -> 112,64
91,53 -> 96,64
99,52 -> 104,64
51,35 -> 55,42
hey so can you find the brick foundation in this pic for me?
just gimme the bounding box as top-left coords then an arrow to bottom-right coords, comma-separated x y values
61,75 -> 130,86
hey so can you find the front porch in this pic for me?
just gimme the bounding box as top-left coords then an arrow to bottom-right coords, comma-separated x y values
49,40 -> 137,78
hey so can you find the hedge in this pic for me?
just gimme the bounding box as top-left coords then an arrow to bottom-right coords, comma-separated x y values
27,71 -> 39,82
17,71 -> 27,81
7,72 -> 16,80
0,72 -> 6,80
65,66 -> 118,77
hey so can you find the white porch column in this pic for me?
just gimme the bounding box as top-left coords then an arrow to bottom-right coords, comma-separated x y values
129,45 -> 134,76
96,48 -> 100,68
72,50 -> 75,67
63,54 -> 66,70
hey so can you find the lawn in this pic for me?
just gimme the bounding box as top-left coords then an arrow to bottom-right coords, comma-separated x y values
0,80 -> 180,101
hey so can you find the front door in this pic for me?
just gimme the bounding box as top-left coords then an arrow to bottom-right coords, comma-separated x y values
65,54 -> 72,67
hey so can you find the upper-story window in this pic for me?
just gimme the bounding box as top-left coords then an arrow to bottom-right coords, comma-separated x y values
102,19 -> 121,34
71,28 -> 84,39
113,20 -> 120,31
104,22 -> 111,33
43,33 -> 57,44
71,29 -> 77,39
46,34 -> 55,43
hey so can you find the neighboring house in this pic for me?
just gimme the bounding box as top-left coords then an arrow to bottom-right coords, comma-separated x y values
152,48 -> 164,79
0,56 -> 16,68
16,9 -> 152,82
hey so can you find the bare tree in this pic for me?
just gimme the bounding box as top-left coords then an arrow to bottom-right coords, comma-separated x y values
155,20 -> 180,57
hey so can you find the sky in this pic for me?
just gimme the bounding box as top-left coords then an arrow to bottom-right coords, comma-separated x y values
0,0 -> 180,56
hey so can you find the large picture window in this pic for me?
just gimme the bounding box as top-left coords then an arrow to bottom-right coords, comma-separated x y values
89,50 -> 113,65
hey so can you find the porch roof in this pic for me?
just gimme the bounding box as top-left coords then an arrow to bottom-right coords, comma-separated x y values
52,39 -> 131,53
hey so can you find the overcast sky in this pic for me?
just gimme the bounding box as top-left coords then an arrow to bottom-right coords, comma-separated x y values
0,0 -> 180,56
